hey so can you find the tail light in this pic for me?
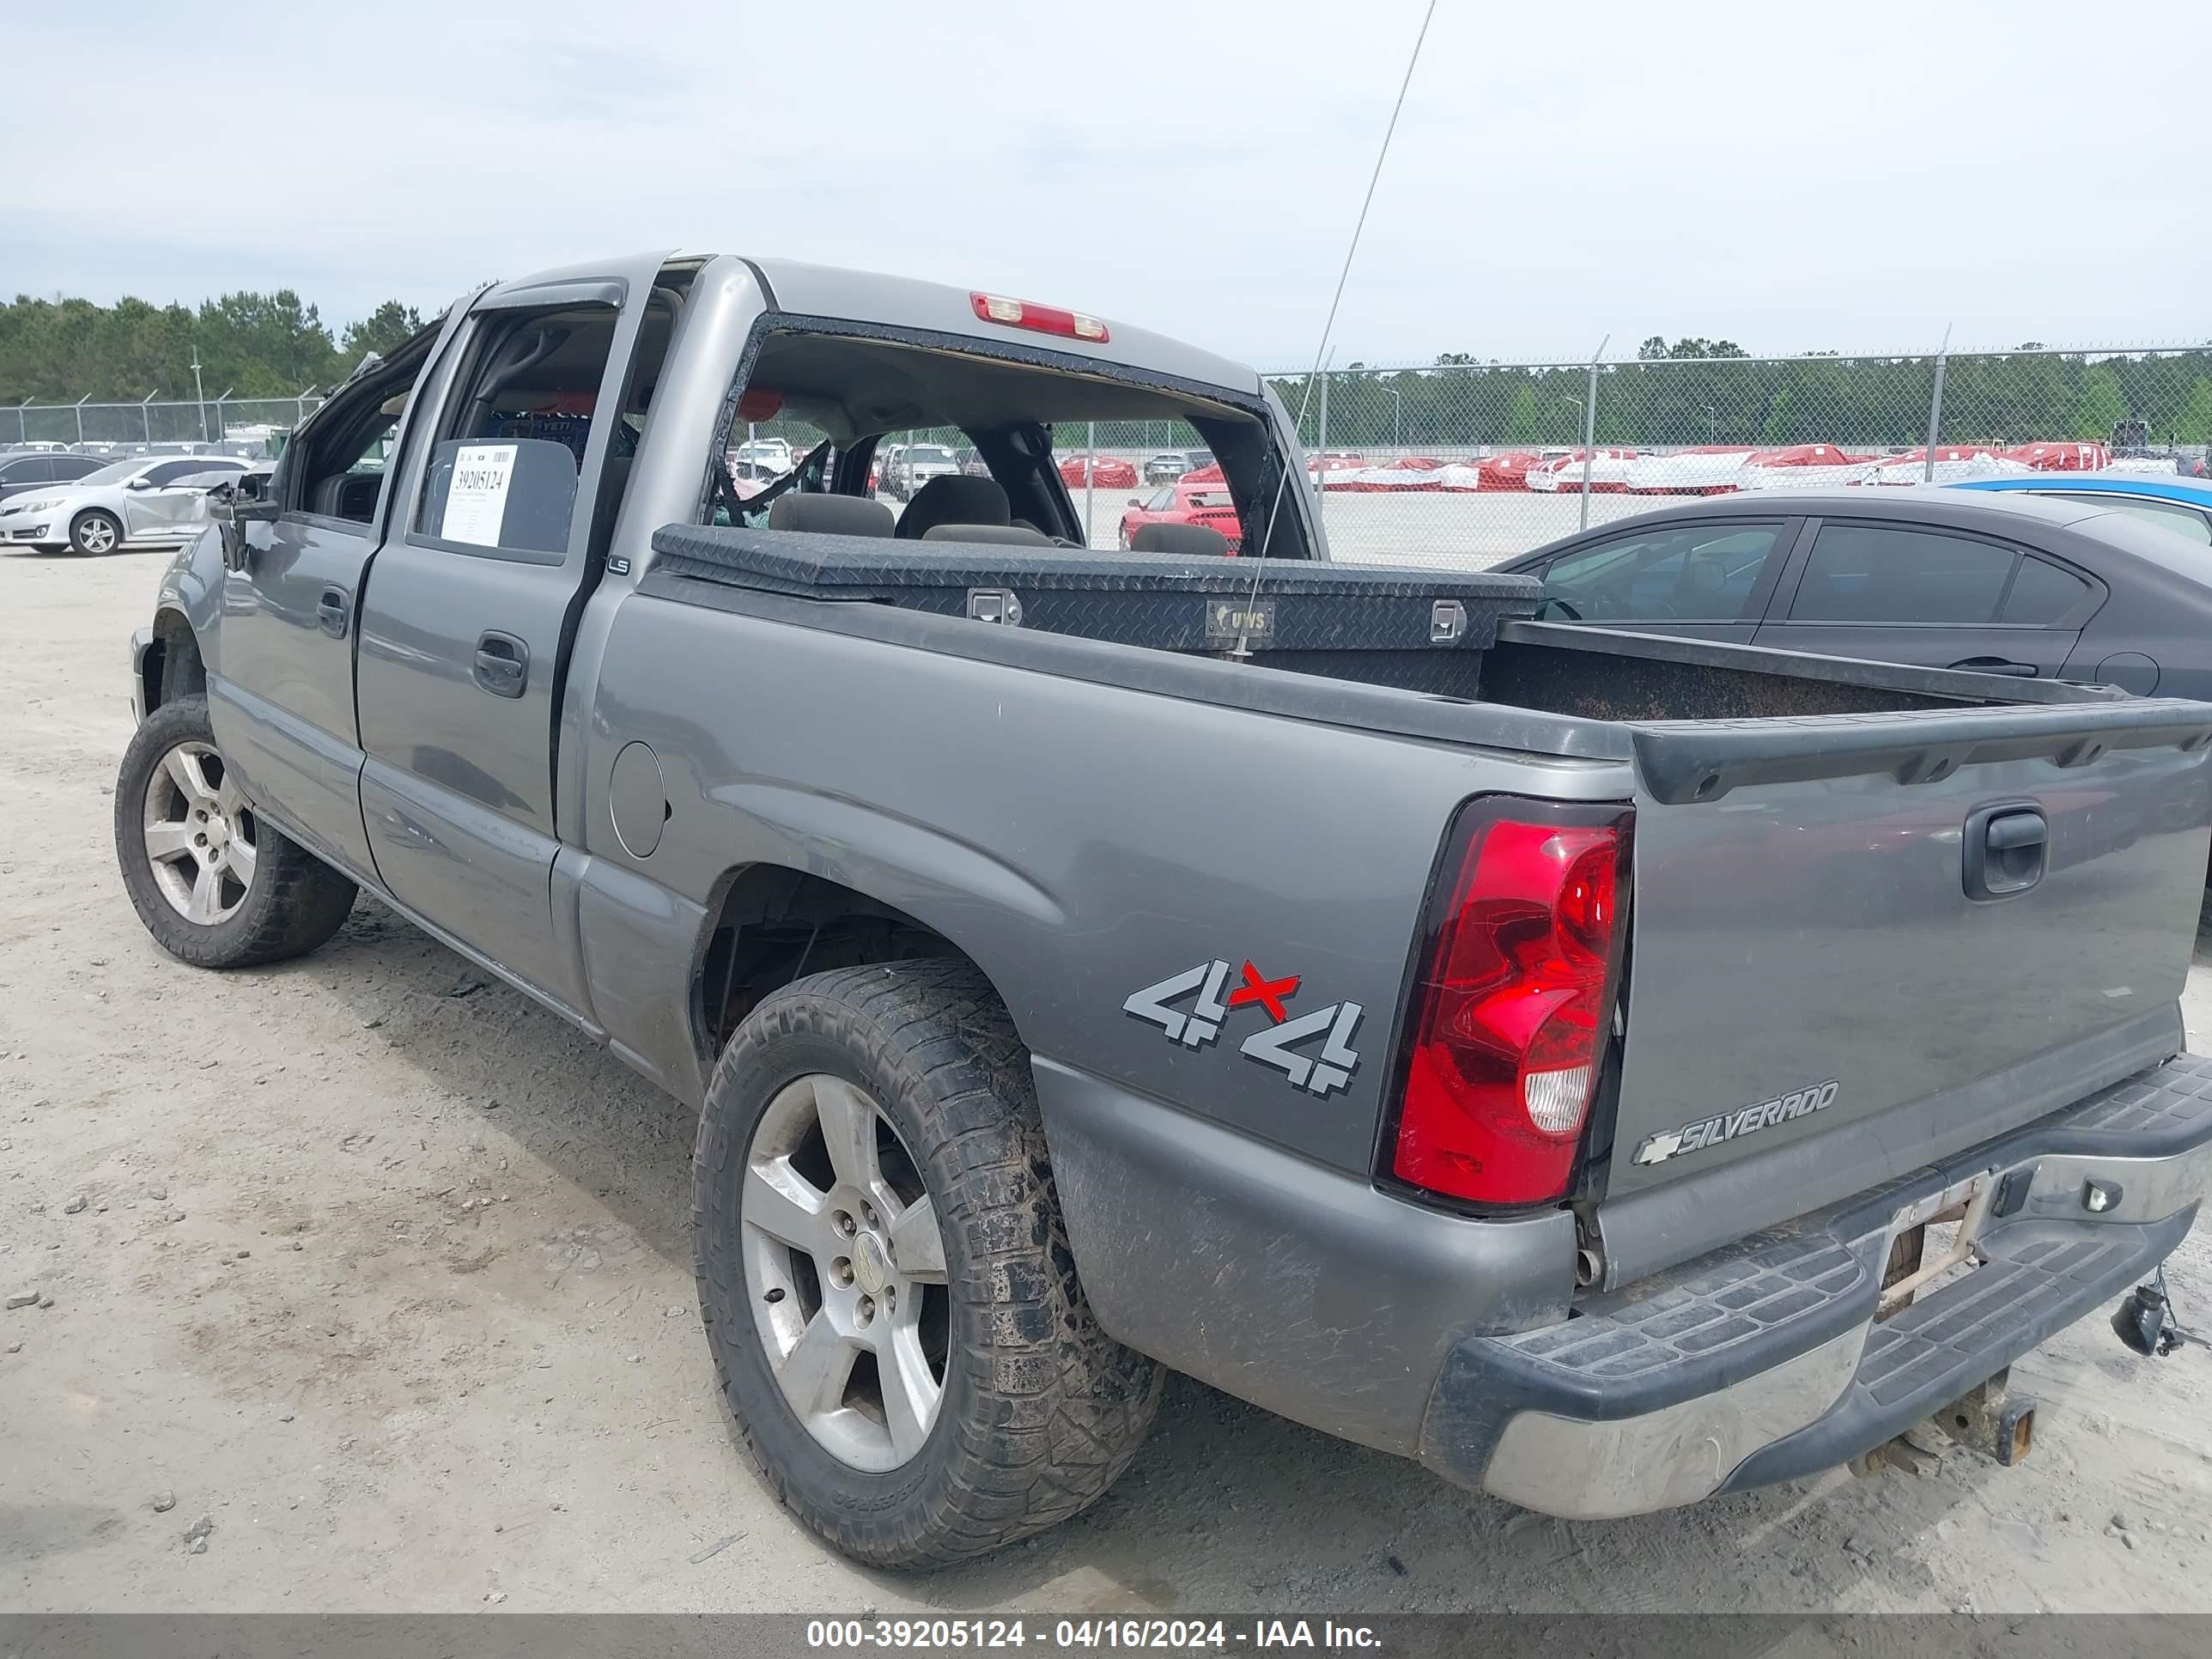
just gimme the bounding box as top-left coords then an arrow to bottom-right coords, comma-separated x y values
1389,799 -> 1632,1206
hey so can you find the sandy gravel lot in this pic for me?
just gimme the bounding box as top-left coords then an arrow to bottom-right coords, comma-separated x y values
8,544 -> 2212,1617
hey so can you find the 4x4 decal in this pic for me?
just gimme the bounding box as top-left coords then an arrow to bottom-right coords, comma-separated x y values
1124,958 -> 1364,1098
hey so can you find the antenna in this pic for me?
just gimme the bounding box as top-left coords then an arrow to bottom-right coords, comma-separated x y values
1231,0 -> 1440,657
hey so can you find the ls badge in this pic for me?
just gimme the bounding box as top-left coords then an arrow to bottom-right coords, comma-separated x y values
1124,958 -> 1364,1098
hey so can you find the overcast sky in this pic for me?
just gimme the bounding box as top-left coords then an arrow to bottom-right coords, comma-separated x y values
5,2 -> 2208,364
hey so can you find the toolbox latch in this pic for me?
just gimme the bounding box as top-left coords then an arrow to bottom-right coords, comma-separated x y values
1431,599 -> 1469,643
966,587 -> 1024,626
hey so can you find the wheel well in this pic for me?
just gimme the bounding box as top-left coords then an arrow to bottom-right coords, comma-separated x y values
692,866 -> 977,1060
143,611 -> 206,714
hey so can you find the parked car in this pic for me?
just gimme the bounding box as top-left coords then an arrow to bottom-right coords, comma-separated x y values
732,435 -> 795,475
0,448 -> 105,506
1142,450 -> 1203,485
1057,452 -> 1137,490
1494,487 -> 2212,696
0,453 -> 248,555
1950,472 -> 2212,548
1119,477 -> 1243,550
115,252 -> 2212,1573
878,441 -> 961,501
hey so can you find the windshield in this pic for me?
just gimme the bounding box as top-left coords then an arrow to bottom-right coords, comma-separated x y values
76,459 -> 149,487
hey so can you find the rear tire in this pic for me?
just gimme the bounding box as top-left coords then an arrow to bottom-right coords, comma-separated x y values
114,694 -> 356,969
70,509 -> 123,556
694,959 -> 1162,1569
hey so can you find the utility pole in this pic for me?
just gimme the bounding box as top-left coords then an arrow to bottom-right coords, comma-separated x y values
1922,323 -> 1954,484
191,349 -> 209,445
140,391 -> 159,445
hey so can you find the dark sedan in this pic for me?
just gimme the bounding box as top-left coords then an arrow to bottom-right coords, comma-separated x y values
0,449 -> 104,505
1492,488 -> 2212,699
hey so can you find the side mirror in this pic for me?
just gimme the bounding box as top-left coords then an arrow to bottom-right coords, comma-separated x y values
1127,496 -> 1141,508
126,476 -> 155,491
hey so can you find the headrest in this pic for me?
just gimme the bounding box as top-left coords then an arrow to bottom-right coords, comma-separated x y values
1129,521 -> 1231,557
768,493 -> 895,537
921,523 -> 1055,546
894,475 -> 1010,539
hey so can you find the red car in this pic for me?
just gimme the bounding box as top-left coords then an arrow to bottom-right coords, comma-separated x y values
1118,479 -> 1243,551
1059,453 -> 1138,490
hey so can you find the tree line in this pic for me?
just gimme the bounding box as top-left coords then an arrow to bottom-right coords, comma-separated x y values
10,294 -> 2209,456
0,291 -> 427,404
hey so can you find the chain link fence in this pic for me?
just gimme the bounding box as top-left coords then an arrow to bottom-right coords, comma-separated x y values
1255,344 -> 2212,567
15,345 -> 2212,561
3,393 -> 324,456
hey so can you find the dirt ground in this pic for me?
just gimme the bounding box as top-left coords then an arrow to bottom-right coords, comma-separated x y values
8,544 -> 2212,1617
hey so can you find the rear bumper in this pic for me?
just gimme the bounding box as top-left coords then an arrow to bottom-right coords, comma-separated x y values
1419,1052 -> 2212,1517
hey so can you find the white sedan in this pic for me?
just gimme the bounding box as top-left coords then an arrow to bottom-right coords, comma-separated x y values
0,453 -> 249,555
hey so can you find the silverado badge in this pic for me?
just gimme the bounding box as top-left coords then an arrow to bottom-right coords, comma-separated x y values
1631,1079 -> 1841,1167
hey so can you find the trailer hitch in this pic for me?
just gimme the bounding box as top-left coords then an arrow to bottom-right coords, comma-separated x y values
1850,1369 -> 2037,1479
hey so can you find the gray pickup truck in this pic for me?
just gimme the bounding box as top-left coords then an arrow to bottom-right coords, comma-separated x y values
115,251 -> 2212,1569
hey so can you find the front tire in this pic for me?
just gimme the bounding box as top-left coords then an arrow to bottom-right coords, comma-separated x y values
114,694 -> 357,968
694,960 -> 1162,1569
70,509 -> 123,556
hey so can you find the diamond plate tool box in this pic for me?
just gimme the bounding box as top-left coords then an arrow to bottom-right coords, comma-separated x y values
648,523 -> 1542,695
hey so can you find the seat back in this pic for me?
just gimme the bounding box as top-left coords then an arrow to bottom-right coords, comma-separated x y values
1130,521 -> 1231,557
894,475 -> 1010,539
768,494 -> 896,537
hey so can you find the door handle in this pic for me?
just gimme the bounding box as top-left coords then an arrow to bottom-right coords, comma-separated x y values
316,586 -> 350,638
473,631 -> 528,698
1964,803 -> 2047,900
1947,657 -> 2038,678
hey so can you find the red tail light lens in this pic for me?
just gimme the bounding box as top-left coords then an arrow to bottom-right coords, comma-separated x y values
969,292 -> 1110,343
1391,802 -> 1632,1206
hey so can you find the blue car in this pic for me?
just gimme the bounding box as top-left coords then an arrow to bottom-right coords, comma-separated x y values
1951,471 -> 2212,547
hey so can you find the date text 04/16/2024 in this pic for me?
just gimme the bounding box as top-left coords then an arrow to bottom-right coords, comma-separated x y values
804,1619 -> 1383,1650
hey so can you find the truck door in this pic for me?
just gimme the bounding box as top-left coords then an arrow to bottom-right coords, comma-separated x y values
350,256 -> 667,1019
211,304 -> 476,878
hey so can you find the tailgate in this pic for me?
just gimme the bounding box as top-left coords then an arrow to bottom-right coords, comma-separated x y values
1598,698 -> 2212,1261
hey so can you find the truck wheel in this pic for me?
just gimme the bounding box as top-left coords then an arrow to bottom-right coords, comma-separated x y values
694,959 -> 1162,1569
70,509 -> 123,556
113,694 -> 356,969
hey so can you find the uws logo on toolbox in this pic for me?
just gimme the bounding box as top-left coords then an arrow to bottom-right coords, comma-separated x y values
1632,1079 -> 1840,1167
1124,958 -> 1364,1097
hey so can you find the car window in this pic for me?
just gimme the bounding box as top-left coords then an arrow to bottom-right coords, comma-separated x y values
55,456 -> 102,480
413,303 -> 620,556
1539,523 -> 1784,623
3,456 -> 52,483
147,459 -> 236,486
2053,495 -> 2212,547
1144,487 -> 1176,512
1787,526 -> 2017,624
2001,556 -> 2092,624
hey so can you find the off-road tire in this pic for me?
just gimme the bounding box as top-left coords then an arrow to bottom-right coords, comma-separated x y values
114,694 -> 357,968
70,508 -> 124,556
694,959 -> 1163,1569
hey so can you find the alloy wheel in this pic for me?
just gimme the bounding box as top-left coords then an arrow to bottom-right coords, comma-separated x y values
740,1073 -> 951,1472
141,740 -> 258,925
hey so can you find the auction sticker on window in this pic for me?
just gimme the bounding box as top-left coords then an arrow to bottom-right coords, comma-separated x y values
441,443 -> 517,546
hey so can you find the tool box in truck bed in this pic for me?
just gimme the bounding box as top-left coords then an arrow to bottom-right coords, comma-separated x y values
648,522 -> 1541,694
